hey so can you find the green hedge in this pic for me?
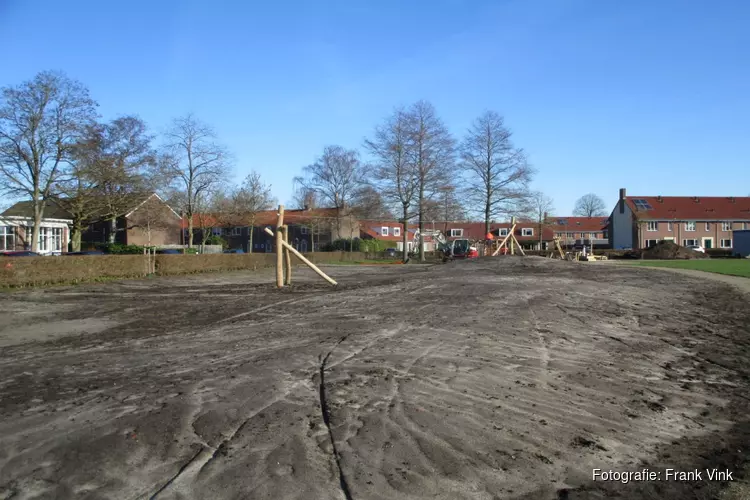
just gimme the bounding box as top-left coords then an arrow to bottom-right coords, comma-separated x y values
0,251 -> 372,288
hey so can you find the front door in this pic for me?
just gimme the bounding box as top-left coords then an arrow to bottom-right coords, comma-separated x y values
703,238 -> 713,249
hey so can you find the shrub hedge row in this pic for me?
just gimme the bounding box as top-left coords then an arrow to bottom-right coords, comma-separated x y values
0,251 -> 369,288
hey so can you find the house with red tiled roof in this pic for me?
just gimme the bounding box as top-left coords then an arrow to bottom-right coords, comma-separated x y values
548,216 -> 610,249
360,219 -> 559,252
183,207 -> 359,252
610,188 -> 750,250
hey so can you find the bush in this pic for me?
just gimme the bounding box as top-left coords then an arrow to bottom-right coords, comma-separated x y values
96,243 -> 148,254
322,238 -> 363,252
204,235 -> 228,249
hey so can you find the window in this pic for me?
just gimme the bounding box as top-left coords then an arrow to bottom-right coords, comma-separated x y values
300,239 -> 308,252
381,226 -> 389,236
232,227 -> 242,236
603,231 -> 608,239
50,228 -> 62,252
566,232 -> 575,238
722,222 -> 732,231
646,221 -> 658,231
0,226 -> 14,251
685,221 -> 696,232
557,219 -> 568,225
521,228 -> 533,237
705,222 -> 711,231
300,226 -> 309,235
498,228 -> 509,237
212,228 -> 222,236
667,222 -> 673,232
450,228 -> 463,237
393,227 -> 401,237
720,239 -> 732,248
645,239 -> 658,248
683,239 -> 698,246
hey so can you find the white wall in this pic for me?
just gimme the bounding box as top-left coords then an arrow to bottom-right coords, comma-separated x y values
611,202 -> 634,249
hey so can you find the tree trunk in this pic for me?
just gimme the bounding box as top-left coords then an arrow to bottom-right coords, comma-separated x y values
248,226 -> 254,253
402,205 -> 409,262
188,216 -> 194,247
418,186 -> 425,262
71,226 -> 82,252
108,217 -> 117,244
31,197 -> 46,252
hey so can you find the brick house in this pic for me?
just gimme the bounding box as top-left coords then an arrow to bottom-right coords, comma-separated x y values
185,207 -> 360,253
0,202 -> 72,254
549,216 -> 610,249
610,188 -> 750,250
361,220 -> 557,251
1,193 -> 182,252
80,193 -> 182,247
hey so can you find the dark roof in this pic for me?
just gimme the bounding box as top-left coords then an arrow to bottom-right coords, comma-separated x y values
549,216 -> 609,231
624,196 -> 750,220
1,200 -> 73,220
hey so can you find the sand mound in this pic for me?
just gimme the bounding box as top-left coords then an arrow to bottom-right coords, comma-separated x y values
641,241 -> 710,260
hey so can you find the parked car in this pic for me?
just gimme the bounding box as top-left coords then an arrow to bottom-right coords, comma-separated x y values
65,250 -> 105,256
0,251 -> 40,257
385,248 -> 398,258
224,248 -> 245,254
686,245 -> 706,253
157,249 -> 182,254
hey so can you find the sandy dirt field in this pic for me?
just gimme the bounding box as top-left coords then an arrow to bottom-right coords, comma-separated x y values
1,257 -> 749,500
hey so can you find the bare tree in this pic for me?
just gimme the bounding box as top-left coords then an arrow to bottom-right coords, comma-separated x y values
290,185 -> 322,251
461,110 -> 532,236
407,101 -> 455,261
162,113 -> 231,247
364,108 -> 418,262
294,145 -> 363,239
422,185 -> 467,232
86,117 -> 157,243
0,71 -> 97,251
350,184 -> 393,220
231,171 -> 275,253
573,193 -> 607,217
524,191 -> 555,249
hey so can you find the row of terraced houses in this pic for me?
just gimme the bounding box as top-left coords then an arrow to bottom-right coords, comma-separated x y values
2,188 -> 749,255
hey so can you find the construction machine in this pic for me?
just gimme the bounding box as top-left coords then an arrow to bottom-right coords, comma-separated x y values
410,229 -> 478,261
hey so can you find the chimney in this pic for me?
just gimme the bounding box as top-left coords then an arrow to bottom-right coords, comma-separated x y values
619,188 -> 626,214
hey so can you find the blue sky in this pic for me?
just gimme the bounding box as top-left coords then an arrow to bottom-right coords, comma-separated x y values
1,0 -> 748,215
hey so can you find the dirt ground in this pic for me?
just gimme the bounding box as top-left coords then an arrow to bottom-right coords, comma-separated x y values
1,257 -> 749,500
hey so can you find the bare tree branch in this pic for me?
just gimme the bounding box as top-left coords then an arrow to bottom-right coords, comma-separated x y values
364,108 -> 419,261
161,113 -> 231,247
0,71 -> 97,251
231,171 -> 275,253
460,110 -> 533,235
294,145 -> 363,238
573,193 -> 607,217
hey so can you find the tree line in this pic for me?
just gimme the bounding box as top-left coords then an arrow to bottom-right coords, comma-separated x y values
0,71 -> 608,256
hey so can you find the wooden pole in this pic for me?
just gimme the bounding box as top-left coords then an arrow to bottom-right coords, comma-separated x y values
276,205 -> 285,288
491,224 -> 517,256
510,217 -> 516,255
283,224 -> 292,285
264,227 -> 337,285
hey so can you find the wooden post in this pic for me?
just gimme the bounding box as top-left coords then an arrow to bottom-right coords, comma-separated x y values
264,227 -> 337,285
510,217 -> 516,255
276,205 -> 284,288
283,224 -> 292,285
143,247 -> 147,276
